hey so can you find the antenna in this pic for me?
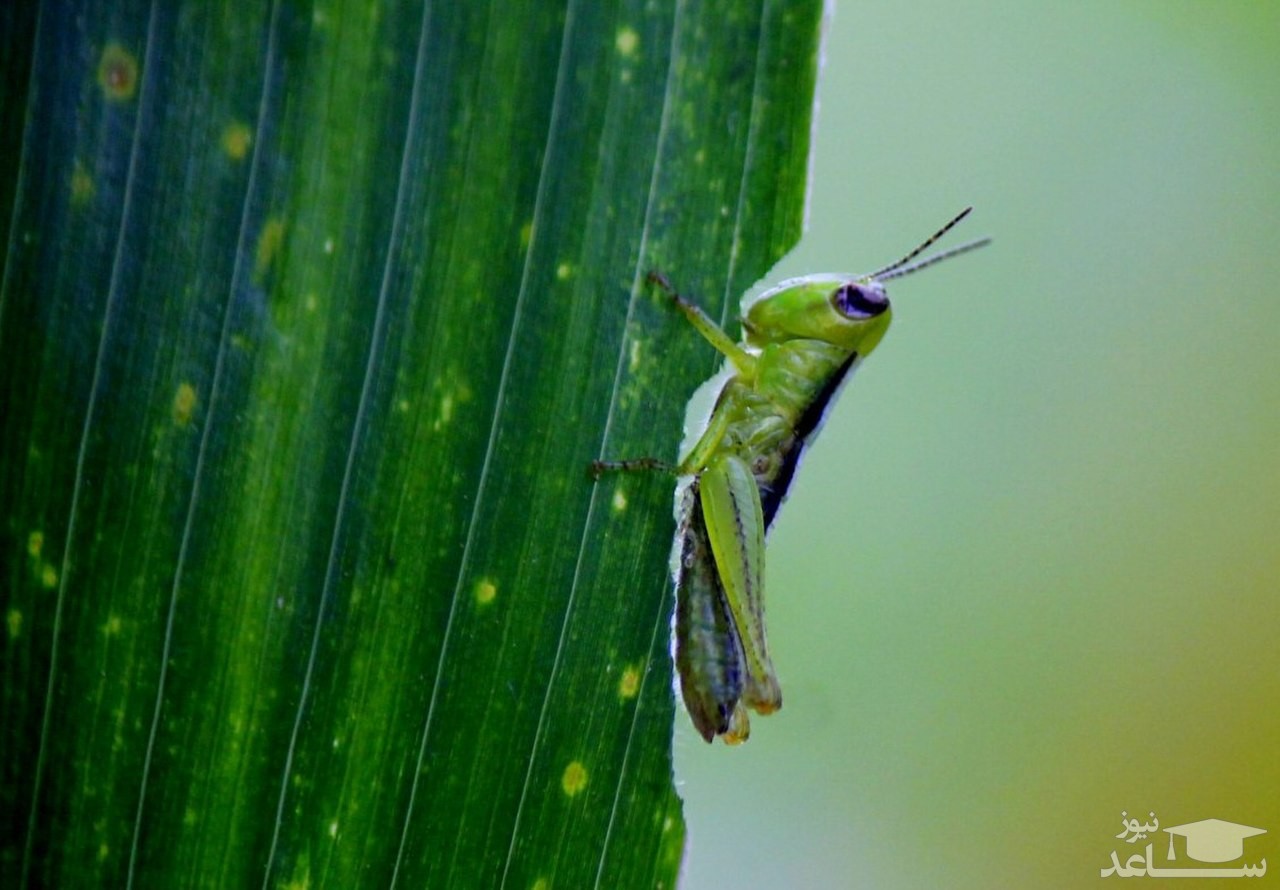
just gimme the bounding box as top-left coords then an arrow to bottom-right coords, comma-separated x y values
866,207 -> 990,283
875,236 -> 992,281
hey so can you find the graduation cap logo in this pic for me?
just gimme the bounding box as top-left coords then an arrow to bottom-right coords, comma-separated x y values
1164,818 -> 1267,864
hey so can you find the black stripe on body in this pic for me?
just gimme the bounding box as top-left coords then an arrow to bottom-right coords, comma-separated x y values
759,352 -> 859,530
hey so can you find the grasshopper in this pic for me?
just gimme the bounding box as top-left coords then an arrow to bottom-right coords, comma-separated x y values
594,209 -> 990,743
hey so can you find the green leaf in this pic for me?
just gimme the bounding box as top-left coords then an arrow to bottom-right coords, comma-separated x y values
0,0 -> 822,885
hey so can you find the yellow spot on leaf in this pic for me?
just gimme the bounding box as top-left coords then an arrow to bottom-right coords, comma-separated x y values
71,162 -> 95,205
328,820 -> 338,838
615,27 -> 639,57
556,262 -> 573,280
561,760 -> 588,797
531,879 -> 549,890
102,615 -> 122,637
27,530 -> 43,559
173,382 -> 197,427
519,220 -> 534,249
6,609 -> 21,640
97,842 -> 110,862
628,339 -> 642,372
475,578 -> 497,606
611,488 -> 627,513
618,665 -> 641,699
41,564 -> 58,588
221,121 -> 252,161
255,217 -> 287,281
98,43 -> 139,102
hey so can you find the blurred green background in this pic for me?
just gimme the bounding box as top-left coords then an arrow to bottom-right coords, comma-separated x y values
678,2 -> 1280,887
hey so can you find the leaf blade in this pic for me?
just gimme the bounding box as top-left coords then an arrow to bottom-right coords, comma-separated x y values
0,0 -> 824,886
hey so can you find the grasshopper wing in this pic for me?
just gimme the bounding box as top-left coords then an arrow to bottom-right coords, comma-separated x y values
675,482 -> 749,741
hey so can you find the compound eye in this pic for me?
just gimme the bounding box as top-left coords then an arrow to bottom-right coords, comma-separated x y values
833,282 -> 888,319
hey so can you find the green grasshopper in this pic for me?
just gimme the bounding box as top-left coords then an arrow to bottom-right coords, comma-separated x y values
594,209 -> 990,743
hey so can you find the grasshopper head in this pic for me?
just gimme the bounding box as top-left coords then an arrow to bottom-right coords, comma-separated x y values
742,275 -> 893,356
742,207 -> 990,358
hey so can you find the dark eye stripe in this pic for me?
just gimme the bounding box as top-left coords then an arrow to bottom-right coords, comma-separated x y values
833,283 -> 888,318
